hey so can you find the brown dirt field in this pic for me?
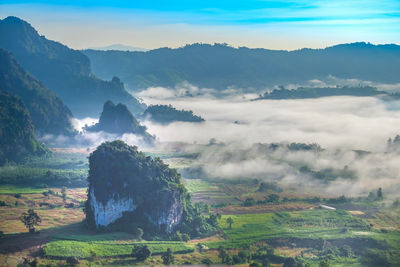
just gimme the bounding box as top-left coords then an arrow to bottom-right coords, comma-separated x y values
275,247 -> 309,257
348,210 -> 365,215
187,235 -> 225,244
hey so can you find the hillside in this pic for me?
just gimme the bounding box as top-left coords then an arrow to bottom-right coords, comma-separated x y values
85,101 -> 154,142
0,91 -> 47,165
143,104 -> 205,124
0,48 -> 75,135
83,42 -> 400,91
0,16 -> 145,117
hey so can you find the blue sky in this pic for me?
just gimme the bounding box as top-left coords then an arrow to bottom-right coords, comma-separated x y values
1,0 -> 399,50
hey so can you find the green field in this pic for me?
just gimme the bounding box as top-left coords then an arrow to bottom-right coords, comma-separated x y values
44,239 -> 193,258
0,186 -> 47,194
207,210 -> 373,248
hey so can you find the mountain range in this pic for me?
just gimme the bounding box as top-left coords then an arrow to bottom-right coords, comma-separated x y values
83,42 -> 400,91
0,48 -> 75,135
0,16 -> 145,118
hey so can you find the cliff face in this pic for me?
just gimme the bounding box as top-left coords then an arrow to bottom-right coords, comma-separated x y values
86,141 -> 186,233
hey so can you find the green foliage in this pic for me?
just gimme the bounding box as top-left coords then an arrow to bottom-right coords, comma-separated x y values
362,248 -> 391,267
0,48 -> 74,135
0,17 -> 145,117
258,85 -> 382,100
66,257 -> 79,267
299,165 -> 356,182
61,186 -> 67,203
319,259 -> 331,267
209,210 -> 373,249
85,141 -> 215,238
257,182 -> 283,193
218,246 -> 232,264
201,258 -> 213,265
84,42 -> 400,91
226,217 -> 234,229
243,197 -> 256,206
143,104 -> 204,124
20,209 -> 41,233
0,166 -> 87,187
162,248 -> 175,265
86,101 -> 153,142
131,245 -> 152,261
0,91 -> 48,165
44,239 -> 191,258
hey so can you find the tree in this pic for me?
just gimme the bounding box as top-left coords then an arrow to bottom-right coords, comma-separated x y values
22,258 -> 38,267
20,209 -> 41,233
377,188 -> 383,200
61,186 -> 67,204
196,243 -> 205,253
66,256 -> 79,266
162,248 -> 175,265
238,250 -> 251,263
201,258 -> 212,265
266,194 -> 280,203
319,259 -> 331,267
226,217 -> 234,229
218,246 -> 233,264
132,245 -> 152,261
283,257 -> 297,267
262,258 -> 271,267
135,227 -> 144,240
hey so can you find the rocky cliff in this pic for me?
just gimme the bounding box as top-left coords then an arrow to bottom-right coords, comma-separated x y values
85,141 -> 189,233
85,101 -> 154,143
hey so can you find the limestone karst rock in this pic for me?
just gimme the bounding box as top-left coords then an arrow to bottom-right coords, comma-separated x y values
85,141 -> 190,233
85,101 -> 154,143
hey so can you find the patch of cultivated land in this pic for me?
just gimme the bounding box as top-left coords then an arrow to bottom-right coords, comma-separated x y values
1,182 -> 400,266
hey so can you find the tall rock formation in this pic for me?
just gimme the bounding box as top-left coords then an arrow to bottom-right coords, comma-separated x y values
85,141 -> 191,233
85,101 -> 154,143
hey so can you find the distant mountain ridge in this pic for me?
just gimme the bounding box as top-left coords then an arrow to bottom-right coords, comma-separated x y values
87,44 -> 148,52
0,48 -> 75,135
0,16 -> 145,118
256,85 -> 385,100
83,42 -> 400,91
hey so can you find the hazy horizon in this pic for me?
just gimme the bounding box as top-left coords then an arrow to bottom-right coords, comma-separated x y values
1,0 -> 399,50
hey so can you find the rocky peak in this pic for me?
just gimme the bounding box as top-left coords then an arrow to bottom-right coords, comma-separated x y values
85,141 -> 186,233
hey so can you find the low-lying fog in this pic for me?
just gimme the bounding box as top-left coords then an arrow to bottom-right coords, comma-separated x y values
67,85 -> 400,199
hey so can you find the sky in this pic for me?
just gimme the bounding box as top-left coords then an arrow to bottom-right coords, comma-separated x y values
0,0 -> 399,50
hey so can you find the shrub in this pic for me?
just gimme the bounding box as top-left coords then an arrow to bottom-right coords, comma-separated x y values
161,248 -> 175,265
66,256 -> 79,266
132,245 -> 152,261
201,258 -> 213,265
